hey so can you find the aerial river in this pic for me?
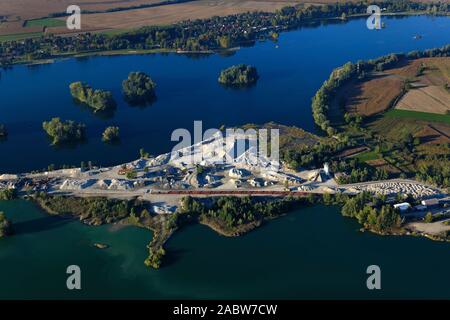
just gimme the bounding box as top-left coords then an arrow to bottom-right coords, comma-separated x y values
0,15 -> 449,299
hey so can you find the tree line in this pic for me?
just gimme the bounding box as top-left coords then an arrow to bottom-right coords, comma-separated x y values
1,1 -> 448,66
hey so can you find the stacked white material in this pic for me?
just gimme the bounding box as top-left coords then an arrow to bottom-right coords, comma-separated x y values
108,179 -> 133,190
228,168 -> 247,179
248,179 -> 263,187
152,205 -> 177,214
60,179 -> 96,190
96,180 -> 111,189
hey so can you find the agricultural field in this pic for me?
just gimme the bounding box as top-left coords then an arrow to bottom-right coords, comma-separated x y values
0,32 -> 43,42
385,109 -> 450,124
394,58 -> 450,115
339,57 -> 450,119
365,159 -> 402,175
0,0 -> 440,37
337,57 -> 450,181
0,0 -> 311,36
334,74 -> 404,117
24,18 -> 66,28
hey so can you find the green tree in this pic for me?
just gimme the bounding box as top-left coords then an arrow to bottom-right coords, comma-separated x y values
0,212 -> 12,237
122,72 -> 157,104
42,118 -> 85,145
70,82 -> 116,112
218,64 -> 259,86
424,212 -> 434,223
102,126 -> 120,143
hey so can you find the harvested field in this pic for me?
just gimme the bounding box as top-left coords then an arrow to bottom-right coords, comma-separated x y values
415,124 -> 450,145
365,159 -> 401,174
0,0 -> 164,20
394,58 -> 450,115
69,0 -> 304,31
338,74 -> 404,117
0,0 -> 312,35
334,146 -> 370,159
387,57 -> 450,85
396,85 -> 450,115
336,57 -> 450,119
368,116 -> 425,141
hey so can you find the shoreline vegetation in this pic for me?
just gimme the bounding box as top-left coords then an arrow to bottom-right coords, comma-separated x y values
42,117 -> 86,145
20,189 -> 449,269
0,2 -> 449,67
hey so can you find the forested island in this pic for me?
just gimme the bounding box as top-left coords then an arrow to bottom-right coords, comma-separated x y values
102,126 -> 120,143
42,117 -> 86,145
122,72 -> 157,104
70,82 -> 116,112
218,64 -> 259,87
0,1 -> 448,66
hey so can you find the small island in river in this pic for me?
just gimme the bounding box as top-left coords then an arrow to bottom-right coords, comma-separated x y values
70,82 -> 116,112
218,64 -> 259,87
42,117 -> 86,145
122,72 -> 157,104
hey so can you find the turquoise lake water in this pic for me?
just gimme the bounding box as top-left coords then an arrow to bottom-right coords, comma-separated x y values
1,200 -> 450,299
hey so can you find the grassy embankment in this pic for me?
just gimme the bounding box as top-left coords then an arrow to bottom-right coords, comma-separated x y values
384,109 -> 450,124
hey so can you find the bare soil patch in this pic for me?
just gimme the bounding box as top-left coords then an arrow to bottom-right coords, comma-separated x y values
365,159 -> 401,174
332,73 -> 403,116
339,57 -> 450,118
396,85 -> 450,115
415,124 -> 450,145
334,146 -> 370,159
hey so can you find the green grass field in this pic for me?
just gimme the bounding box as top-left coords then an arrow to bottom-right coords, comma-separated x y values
386,109 -> 450,124
24,18 -> 65,28
0,32 -> 43,42
355,150 -> 380,162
